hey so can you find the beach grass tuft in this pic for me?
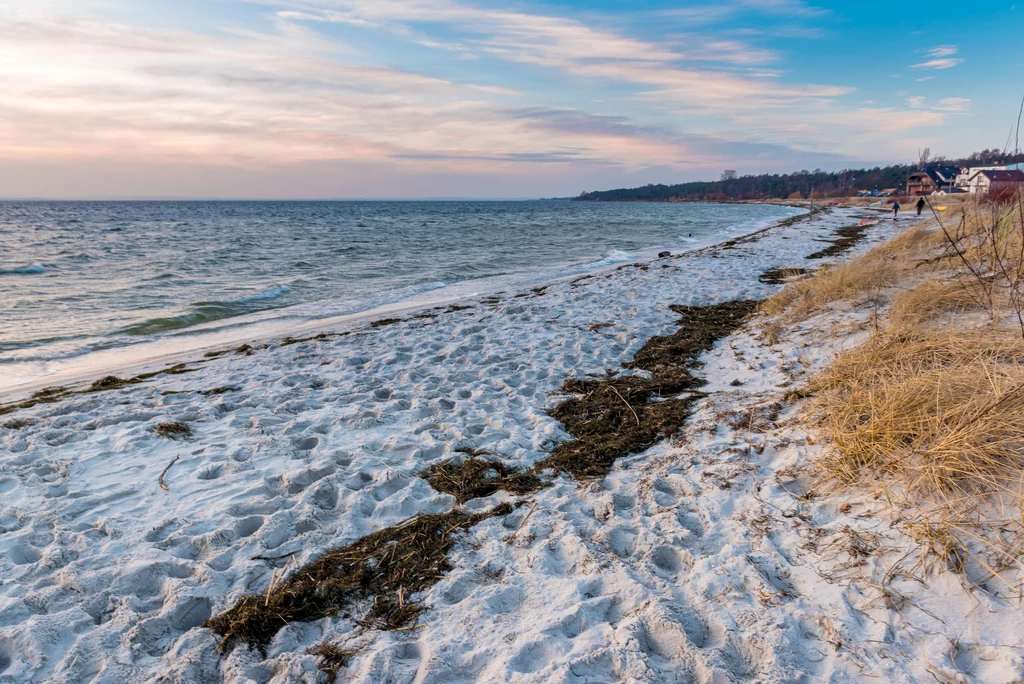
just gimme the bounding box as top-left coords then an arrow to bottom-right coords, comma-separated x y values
761,225 -> 942,321
766,196 -> 1024,573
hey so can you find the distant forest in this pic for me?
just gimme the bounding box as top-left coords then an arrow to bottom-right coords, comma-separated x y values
575,149 -> 1024,202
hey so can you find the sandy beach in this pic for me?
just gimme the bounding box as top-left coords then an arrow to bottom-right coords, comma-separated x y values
3,206 -> 1023,683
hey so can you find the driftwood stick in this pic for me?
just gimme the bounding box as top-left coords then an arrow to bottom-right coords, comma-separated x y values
159,455 -> 180,491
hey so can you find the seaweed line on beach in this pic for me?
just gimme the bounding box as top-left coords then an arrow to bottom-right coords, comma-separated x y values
759,267 -> 812,285
204,503 -> 514,654
536,300 -> 760,478
423,454 -> 544,504
428,300 -> 762,488
0,363 -> 195,417
706,204 -> 832,254
805,222 -> 873,260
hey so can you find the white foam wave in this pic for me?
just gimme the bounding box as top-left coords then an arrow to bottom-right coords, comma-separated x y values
583,250 -> 634,269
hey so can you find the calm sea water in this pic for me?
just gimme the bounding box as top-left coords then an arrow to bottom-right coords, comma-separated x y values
0,200 -> 801,384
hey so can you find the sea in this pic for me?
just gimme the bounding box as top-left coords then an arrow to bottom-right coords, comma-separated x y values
0,200 -> 803,391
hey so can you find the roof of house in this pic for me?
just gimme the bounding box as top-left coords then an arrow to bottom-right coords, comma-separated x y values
976,169 -> 1024,182
907,166 -> 961,185
922,165 -> 962,184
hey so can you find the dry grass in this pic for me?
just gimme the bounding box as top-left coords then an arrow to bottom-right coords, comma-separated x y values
887,280 -> 978,329
787,199 -> 1024,573
761,225 -> 943,321
748,197 -> 1024,579
810,327 -> 1024,500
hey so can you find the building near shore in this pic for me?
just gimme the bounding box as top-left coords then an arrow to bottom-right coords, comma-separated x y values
967,168 -> 1024,197
906,165 -> 962,195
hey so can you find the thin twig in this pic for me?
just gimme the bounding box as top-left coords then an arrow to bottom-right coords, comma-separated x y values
608,385 -> 641,426
252,551 -> 297,562
504,502 -> 537,544
159,455 -> 180,491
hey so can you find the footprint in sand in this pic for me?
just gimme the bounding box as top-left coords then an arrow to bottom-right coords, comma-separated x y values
676,508 -> 706,545
652,478 -> 678,507
650,546 -> 685,575
606,526 -> 637,558
0,636 -> 15,674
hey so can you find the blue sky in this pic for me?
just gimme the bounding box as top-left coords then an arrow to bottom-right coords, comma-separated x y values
1,0 -> 1021,198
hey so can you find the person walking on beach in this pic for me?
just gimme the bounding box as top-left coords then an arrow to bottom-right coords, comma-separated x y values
892,200 -> 900,221
916,197 -> 925,216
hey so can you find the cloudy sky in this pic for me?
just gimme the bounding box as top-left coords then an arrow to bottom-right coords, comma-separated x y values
1,0 -> 1020,198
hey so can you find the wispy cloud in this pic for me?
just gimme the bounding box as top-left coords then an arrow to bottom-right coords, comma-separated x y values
908,96 -> 970,112
660,0 -> 828,22
279,0 -> 849,117
911,45 -> 963,69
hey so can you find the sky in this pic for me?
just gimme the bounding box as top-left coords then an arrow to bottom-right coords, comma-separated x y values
0,0 -> 1022,198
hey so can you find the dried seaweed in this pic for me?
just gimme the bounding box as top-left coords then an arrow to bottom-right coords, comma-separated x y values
154,421 -> 193,440
0,364 -> 195,416
536,300 -> 759,478
308,642 -> 361,684
280,333 -> 331,346
205,504 -> 514,654
806,223 -> 872,260
758,267 -> 811,285
423,457 -> 544,503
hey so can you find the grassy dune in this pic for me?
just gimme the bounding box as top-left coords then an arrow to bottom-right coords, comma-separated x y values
766,194 -> 1024,571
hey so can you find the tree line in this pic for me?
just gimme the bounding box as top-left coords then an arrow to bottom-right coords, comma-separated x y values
574,149 -> 1024,202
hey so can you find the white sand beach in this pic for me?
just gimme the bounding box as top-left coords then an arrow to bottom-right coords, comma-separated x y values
3,206 -> 1022,683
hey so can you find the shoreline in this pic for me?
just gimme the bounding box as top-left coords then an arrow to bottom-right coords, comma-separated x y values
0,205 -> 810,404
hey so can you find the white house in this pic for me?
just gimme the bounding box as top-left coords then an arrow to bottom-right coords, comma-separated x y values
957,165 -> 1003,188
968,169 -> 1024,195
957,163 -> 1024,188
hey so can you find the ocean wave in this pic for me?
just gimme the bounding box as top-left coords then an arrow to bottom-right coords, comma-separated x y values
123,285 -> 291,336
218,284 -> 291,305
0,263 -> 46,275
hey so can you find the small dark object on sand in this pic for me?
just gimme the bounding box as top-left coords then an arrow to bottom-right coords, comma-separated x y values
658,251 -> 671,258
154,421 -> 193,440
308,642 -> 361,684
